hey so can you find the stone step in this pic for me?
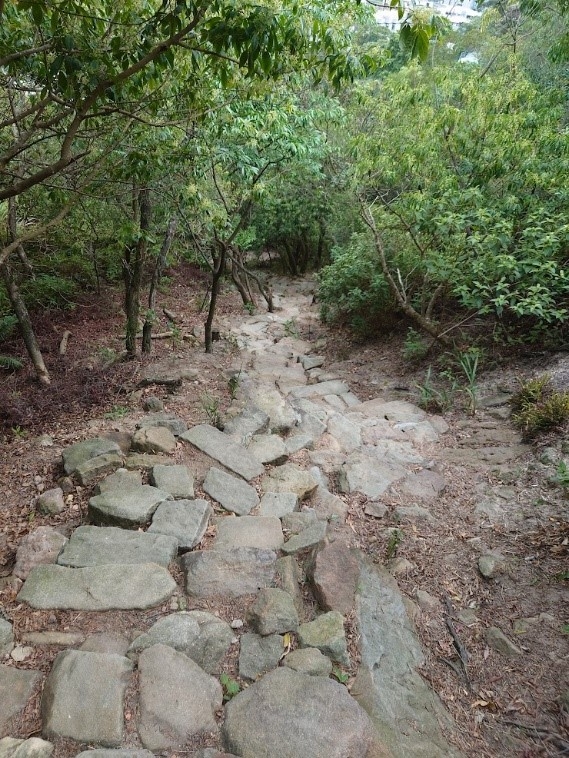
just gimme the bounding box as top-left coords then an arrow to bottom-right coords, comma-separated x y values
181,424 -> 264,481
57,526 -> 178,568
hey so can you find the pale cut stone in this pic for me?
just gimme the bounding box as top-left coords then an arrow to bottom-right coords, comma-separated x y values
62,437 -> 121,475
13,527 -> 67,580
183,548 -> 277,598
88,485 -> 172,527
0,665 -> 41,737
150,464 -> 194,498
261,463 -> 318,500
132,426 -> 176,455
181,424 -> 264,481
95,468 -> 142,495
0,737 -> 54,758
203,468 -> 259,516
283,647 -> 332,677
148,499 -> 211,550
248,434 -> 288,465
298,611 -> 349,665
75,453 -> 124,486
258,491 -> 298,518
36,488 -> 65,515
214,516 -> 283,551
290,380 -> 350,399
57,526 -> 178,568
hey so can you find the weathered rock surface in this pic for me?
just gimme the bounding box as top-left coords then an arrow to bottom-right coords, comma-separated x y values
222,667 -> 381,758
13,527 -> 67,580
214,516 -> 283,551
203,467 -> 259,515
290,380 -> 350,399
95,468 -> 141,494
57,526 -> 178,568
0,737 -> 54,758
136,412 -> 188,436
132,426 -> 177,455
183,548 -> 277,598
486,626 -> 522,657
88,485 -> 172,527
238,633 -> 283,680
181,425 -> 264,480
36,488 -> 65,515
41,650 -> 132,745
281,520 -> 327,555
150,464 -> 194,498
138,644 -> 222,751
18,564 -> 176,610
261,463 -> 318,500
248,434 -> 288,465
0,665 -> 41,738
62,437 -> 121,476
0,618 -> 14,656
298,611 -> 349,665
258,491 -> 298,518
282,647 -> 333,677
148,499 -> 211,550
247,588 -> 299,635
74,453 -> 124,486
128,611 -> 233,674
310,541 -> 360,614
75,752 -> 153,758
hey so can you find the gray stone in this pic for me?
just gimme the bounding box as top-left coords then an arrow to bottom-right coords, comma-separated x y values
261,464 -> 318,500
203,468 -> 259,515
275,556 -> 305,617
21,632 -> 85,647
75,453 -> 124,486
148,499 -> 211,550
327,414 -> 361,453
223,668 -> 379,758
143,396 -> 164,412
281,520 -> 328,555
223,406 -> 270,441
183,548 -> 277,598
0,618 -> 13,656
311,486 -> 348,523
181,424 -> 264,481
137,412 -> 188,436
88,485 -> 172,527
241,387 -> 300,434
356,399 -> 426,423
300,355 -> 325,370
310,541 -> 360,615
247,588 -> 299,635
214,516 -> 283,551
353,555 -> 458,758
478,553 -> 505,579
128,611 -> 233,674
132,426 -> 176,455
282,647 -> 332,677
138,359 -> 199,388
364,502 -> 388,519
36,488 -> 65,515
339,453 -> 406,499
398,469 -> 446,501
124,453 -> 173,470
290,380 -> 350,399
298,611 -> 349,665
95,468 -> 142,495
281,511 -> 318,534
284,434 -> 314,454
343,392 -> 361,407
248,434 -> 288,465
150,464 -> 194,498
18,564 -> 176,610
393,421 -> 440,444
387,556 -> 415,576
41,650 -> 132,745
138,644 -> 222,751
485,627 -> 522,657
0,738 -> 53,758
57,526 -> 178,568
393,504 -> 436,523
415,590 -> 441,612
62,437 -> 121,476
194,751 -> 238,758
258,491 -> 298,518
75,752 -> 153,758
80,633 -> 130,656
13,527 -> 67,580
0,665 -> 40,737
238,633 -> 283,680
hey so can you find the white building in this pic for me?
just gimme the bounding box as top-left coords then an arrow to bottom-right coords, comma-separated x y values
374,0 -> 481,31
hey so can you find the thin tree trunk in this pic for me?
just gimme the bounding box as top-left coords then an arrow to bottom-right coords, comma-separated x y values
205,244 -> 226,354
142,216 -> 177,354
123,186 -> 151,357
4,196 -> 50,384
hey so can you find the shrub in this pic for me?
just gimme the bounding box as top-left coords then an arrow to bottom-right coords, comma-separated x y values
511,375 -> 569,439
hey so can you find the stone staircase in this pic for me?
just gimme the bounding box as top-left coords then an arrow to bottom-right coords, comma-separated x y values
0,278 -> 462,758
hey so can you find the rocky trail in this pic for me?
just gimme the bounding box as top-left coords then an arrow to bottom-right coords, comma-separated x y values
0,277 -> 567,758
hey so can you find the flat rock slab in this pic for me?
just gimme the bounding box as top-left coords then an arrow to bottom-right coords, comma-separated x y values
88,485 -> 172,527
282,647 -> 332,677
0,737 -> 53,758
223,407 -> 270,441
57,526 -> 178,568
14,527 -> 67,581
290,380 -> 350,399
248,434 -> 288,465
327,414 -> 361,453
75,453 -> 124,486
214,516 -> 283,551
183,548 -> 277,598
339,454 -> 406,499
128,611 -> 233,675
247,588 -> 299,635
138,644 -> 222,752
132,427 -> 176,455
241,385 -> 300,434
258,491 -> 298,518
355,399 -> 426,423
181,425 -> 264,481
150,464 -> 194,499
148,499 -> 211,550
261,463 -> 318,500
281,520 -> 328,555
138,359 -> 199,388
18,564 -> 176,610
62,437 -> 122,476
298,611 -> 349,665
0,665 -> 41,738
310,541 -> 360,615
136,412 -> 188,437
203,468 -> 259,516
0,619 -> 13,656
238,633 -> 283,680
95,469 -> 142,495
397,469 -> 446,501
42,650 -> 132,746
222,667 -> 381,758
353,555 -> 459,757
75,752 -> 153,758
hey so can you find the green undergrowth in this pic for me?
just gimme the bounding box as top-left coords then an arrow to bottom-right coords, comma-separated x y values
511,375 -> 569,440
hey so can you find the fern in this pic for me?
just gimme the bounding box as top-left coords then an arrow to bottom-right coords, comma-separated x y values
0,355 -> 22,370
0,314 -> 17,341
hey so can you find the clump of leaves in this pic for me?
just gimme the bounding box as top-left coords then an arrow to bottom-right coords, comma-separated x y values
511,376 -> 569,440
415,367 -> 456,413
385,528 -> 403,559
403,328 -> 429,362
331,666 -> 349,685
201,393 -> 223,430
219,673 -> 241,701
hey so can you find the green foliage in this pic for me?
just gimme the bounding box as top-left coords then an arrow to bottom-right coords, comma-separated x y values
20,274 -> 77,310
201,393 -> 223,430
511,376 -> 569,439
385,528 -> 403,560
219,673 -> 241,701
103,406 -> 130,420
554,460 -> 569,492
415,366 -> 457,413
457,348 -> 481,415
331,666 -> 350,684
403,328 -> 429,361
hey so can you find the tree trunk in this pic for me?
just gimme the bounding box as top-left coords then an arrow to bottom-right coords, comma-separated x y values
205,244 -> 226,354
123,186 -> 151,357
1,261 -> 50,384
142,216 -> 177,354
4,196 -> 50,384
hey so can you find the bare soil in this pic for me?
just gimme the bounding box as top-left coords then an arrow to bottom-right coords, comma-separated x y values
0,267 -> 568,757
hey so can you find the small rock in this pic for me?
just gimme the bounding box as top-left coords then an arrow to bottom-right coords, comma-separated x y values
143,396 -> 164,412
13,527 -> 68,581
136,412 -> 188,437
282,647 -> 332,677
0,665 -> 42,737
203,467 -> 259,516
387,557 -> 416,576
132,426 -> 176,455
478,553 -> 505,579
247,588 -> 299,635
11,645 -> 33,662
261,463 -> 319,500
36,488 -> 65,515
485,626 -> 522,657
0,737 -> 54,758
95,468 -> 142,495
21,632 -> 85,647
512,617 -> 539,635
238,633 -> 283,680
231,619 -> 244,630
364,501 -> 388,519
258,492 -> 298,518
150,464 -> 194,499
281,520 -> 327,555
415,590 -> 441,612
281,511 -> 317,534
0,617 -> 14,656
457,608 -> 478,625
298,611 -> 349,666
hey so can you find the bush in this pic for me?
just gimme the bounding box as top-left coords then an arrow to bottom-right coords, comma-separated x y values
511,376 -> 569,439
